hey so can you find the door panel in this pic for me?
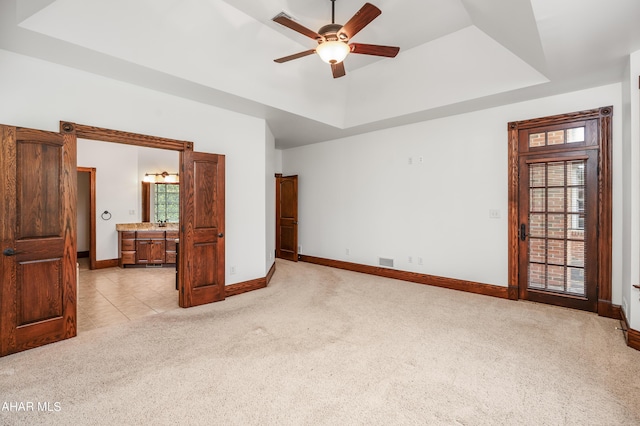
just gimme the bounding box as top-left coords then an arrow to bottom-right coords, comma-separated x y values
1,125 -> 77,356
518,149 -> 598,311
276,174 -> 298,261
179,151 -> 225,308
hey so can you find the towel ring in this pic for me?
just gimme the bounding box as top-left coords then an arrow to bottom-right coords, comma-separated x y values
101,210 -> 112,221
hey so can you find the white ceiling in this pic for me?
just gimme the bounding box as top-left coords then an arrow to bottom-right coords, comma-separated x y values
2,0 -> 640,148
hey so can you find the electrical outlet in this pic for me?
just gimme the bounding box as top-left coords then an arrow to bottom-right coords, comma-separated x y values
129,210 -> 135,215
489,209 -> 501,219
419,156 -> 424,164
408,157 -> 413,165
417,257 -> 423,266
230,266 -> 236,275
346,248 -> 350,256
408,256 -> 413,263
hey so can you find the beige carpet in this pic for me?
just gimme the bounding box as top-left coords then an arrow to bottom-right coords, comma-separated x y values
1,259 -> 639,425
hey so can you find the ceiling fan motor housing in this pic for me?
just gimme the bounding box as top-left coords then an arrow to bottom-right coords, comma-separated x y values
317,23 -> 347,43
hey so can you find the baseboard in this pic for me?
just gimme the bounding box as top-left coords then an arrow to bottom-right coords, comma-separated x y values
225,262 -> 276,298
598,300 -> 622,320
266,261 -> 276,283
620,308 -> 640,351
508,286 -> 519,300
94,259 -> 119,269
299,255 -> 509,299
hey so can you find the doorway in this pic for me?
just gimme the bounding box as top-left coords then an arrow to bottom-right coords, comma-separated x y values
69,123 -> 225,309
508,107 -> 613,314
77,167 -> 96,270
76,143 -> 180,332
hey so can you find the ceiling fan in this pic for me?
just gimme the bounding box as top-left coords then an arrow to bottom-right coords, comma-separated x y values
272,1 -> 400,78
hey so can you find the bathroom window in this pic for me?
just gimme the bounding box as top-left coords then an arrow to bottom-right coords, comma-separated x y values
154,183 -> 179,222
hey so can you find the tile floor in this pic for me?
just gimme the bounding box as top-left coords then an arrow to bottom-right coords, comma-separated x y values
77,258 -> 179,332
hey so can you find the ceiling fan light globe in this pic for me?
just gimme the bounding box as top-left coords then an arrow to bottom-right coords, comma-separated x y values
316,41 -> 350,64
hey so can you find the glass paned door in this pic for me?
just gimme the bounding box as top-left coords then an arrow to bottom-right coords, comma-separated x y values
519,151 -> 597,312
527,160 -> 585,296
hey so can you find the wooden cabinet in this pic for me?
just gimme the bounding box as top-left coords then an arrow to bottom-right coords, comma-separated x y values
165,231 -> 178,264
119,230 -> 177,267
136,231 -> 165,264
119,231 -> 136,266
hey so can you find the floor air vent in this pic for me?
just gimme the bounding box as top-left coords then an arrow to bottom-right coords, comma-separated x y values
379,257 -> 394,268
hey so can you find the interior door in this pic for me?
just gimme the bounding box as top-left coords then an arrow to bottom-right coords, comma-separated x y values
275,174 -> 298,261
179,150 -> 225,308
517,124 -> 599,312
0,125 -> 77,356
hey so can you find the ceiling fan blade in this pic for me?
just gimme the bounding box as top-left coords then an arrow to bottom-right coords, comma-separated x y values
331,61 -> 346,79
349,43 -> 399,58
338,3 -> 381,40
274,49 -> 316,63
273,14 -> 321,40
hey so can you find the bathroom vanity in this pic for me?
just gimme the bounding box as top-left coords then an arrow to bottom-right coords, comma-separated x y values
116,223 -> 178,267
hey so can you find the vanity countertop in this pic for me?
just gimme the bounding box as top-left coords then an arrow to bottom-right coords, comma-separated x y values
116,223 -> 179,232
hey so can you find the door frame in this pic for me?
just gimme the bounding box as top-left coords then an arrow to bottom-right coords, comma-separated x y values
61,121 -> 225,308
77,167 -> 96,270
507,107 -> 614,317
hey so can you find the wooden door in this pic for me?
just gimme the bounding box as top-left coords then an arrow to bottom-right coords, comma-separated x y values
275,174 -> 298,261
511,111 -> 610,312
518,151 -> 598,311
179,150 -> 225,308
0,125 -> 77,356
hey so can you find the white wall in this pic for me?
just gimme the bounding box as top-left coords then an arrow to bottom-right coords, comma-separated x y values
274,149 -> 283,175
282,84 -> 623,300
265,126 -> 276,272
625,49 -> 640,330
0,49 -> 267,285
77,139 -> 139,260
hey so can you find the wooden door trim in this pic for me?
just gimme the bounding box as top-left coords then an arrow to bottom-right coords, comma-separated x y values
67,122 -> 192,151
275,173 -> 282,259
77,167 -> 96,270
507,107 -> 614,317
141,181 -> 151,222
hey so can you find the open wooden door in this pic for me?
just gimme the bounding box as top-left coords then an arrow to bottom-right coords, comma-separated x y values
178,150 -> 225,308
0,124 -> 77,357
275,174 -> 298,261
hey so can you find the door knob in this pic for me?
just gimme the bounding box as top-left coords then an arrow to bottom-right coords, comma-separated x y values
3,248 -> 17,256
218,233 -> 224,238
